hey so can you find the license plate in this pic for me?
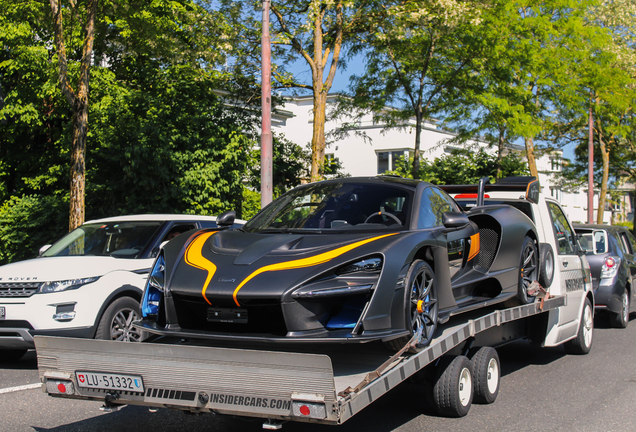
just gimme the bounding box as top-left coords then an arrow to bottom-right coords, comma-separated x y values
207,307 -> 248,324
76,371 -> 144,392
0,306 -> 4,319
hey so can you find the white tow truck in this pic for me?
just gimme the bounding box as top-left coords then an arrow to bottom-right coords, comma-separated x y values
34,177 -> 593,428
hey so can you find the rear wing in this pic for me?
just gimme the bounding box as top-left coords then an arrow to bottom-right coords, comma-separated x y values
440,176 -> 540,205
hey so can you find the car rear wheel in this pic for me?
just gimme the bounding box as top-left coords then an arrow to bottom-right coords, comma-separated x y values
610,288 -> 629,329
95,296 -> 142,342
384,260 -> 438,353
517,236 -> 539,304
564,297 -> 593,355
0,349 -> 27,362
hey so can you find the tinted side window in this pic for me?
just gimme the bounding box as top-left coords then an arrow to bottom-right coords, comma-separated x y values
418,187 -> 458,229
619,232 -> 634,254
546,202 -> 576,255
627,232 -> 636,255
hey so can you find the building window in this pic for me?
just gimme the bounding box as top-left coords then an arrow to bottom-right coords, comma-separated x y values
551,158 -> 561,171
550,187 -> 560,202
377,150 -> 408,174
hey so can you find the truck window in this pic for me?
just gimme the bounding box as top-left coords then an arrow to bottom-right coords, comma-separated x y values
546,202 -> 576,255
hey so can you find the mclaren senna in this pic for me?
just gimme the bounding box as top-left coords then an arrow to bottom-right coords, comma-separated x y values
138,176 -> 540,351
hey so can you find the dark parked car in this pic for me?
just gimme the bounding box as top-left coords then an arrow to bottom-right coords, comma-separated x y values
139,176 -> 540,352
574,224 -> 636,328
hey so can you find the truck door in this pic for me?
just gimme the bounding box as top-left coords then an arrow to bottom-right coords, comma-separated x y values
546,201 -> 586,326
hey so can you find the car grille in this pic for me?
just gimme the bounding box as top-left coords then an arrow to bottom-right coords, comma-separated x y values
0,282 -> 41,297
0,320 -> 34,329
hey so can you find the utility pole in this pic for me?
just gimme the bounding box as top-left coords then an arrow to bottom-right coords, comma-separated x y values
587,98 -> 594,224
260,0 -> 273,208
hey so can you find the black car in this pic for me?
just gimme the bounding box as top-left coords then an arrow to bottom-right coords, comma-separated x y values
574,224 -> 636,328
139,176 -> 540,351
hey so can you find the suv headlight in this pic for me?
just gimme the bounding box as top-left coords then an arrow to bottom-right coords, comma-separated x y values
142,254 -> 165,317
39,277 -> 99,293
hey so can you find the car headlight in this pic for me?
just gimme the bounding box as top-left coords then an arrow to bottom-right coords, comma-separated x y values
336,257 -> 382,275
39,277 -> 99,293
292,257 -> 382,299
142,254 -> 165,317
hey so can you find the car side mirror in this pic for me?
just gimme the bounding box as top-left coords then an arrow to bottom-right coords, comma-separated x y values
216,210 -> 236,227
39,244 -> 52,256
442,212 -> 469,229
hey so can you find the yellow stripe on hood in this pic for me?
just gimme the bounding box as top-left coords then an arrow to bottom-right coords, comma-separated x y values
232,233 -> 398,307
184,231 -> 217,306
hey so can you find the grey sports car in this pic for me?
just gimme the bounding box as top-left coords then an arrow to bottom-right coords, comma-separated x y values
139,176 -> 539,351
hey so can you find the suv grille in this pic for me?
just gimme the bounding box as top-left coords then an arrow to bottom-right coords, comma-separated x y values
0,282 -> 41,297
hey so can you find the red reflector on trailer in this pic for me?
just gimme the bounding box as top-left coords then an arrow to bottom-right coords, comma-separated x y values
57,383 -> 66,393
300,405 -> 311,416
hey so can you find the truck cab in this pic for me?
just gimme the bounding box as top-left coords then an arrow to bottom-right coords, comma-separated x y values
445,176 -> 594,349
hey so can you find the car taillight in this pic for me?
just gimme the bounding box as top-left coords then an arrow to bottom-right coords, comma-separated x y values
601,256 -> 620,279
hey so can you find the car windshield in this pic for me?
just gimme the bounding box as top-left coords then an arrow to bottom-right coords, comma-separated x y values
41,221 -> 163,258
243,182 -> 412,233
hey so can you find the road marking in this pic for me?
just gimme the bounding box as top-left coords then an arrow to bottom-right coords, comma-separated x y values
0,383 -> 41,394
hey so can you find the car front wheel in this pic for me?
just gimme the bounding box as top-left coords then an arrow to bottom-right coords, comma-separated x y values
95,296 -> 142,342
384,260 -> 438,353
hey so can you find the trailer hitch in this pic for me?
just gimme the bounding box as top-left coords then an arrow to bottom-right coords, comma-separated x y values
99,393 -> 127,413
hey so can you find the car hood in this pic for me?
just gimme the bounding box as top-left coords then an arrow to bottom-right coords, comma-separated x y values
166,229 -> 403,307
0,256 -> 152,282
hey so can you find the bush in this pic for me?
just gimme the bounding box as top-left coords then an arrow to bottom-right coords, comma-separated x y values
0,195 -> 68,265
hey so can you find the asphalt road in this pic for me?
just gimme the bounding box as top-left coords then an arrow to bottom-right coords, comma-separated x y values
2,313 -> 636,432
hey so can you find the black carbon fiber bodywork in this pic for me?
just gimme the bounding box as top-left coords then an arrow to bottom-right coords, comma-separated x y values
138,177 -> 538,344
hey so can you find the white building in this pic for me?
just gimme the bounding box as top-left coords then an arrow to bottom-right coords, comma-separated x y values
273,95 -> 631,225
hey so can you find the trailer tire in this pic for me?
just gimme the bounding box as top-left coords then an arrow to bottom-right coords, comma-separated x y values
0,349 -> 27,362
609,289 -> 629,329
95,296 -> 142,342
433,355 -> 473,417
470,347 -> 500,404
538,243 -> 555,288
384,260 -> 438,353
564,297 -> 593,355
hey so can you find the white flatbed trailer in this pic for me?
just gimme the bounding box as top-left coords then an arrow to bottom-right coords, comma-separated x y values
36,295 -> 569,428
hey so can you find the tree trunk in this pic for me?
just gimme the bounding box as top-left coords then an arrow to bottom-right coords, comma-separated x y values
496,126 -> 505,179
310,91 -> 327,182
411,114 -> 423,179
597,129 -> 610,224
525,136 -> 538,178
50,0 -> 98,231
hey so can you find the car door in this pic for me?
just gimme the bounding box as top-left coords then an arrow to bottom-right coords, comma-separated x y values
546,200 -> 586,325
619,230 -> 636,310
417,187 -> 475,300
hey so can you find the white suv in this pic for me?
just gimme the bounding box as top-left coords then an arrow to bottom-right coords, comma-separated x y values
0,214 -> 241,361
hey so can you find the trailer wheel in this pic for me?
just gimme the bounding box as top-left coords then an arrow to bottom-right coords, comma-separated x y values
470,347 -> 500,404
433,355 -> 473,417
609,288 -> 629,329
564,297 -> 593,355
384,260 -> 438,353
517,237 -> 538,305
95,296 -> 142,342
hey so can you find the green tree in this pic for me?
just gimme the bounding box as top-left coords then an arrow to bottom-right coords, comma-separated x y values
340,0 -> 489,179
389,148 -> 529,185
